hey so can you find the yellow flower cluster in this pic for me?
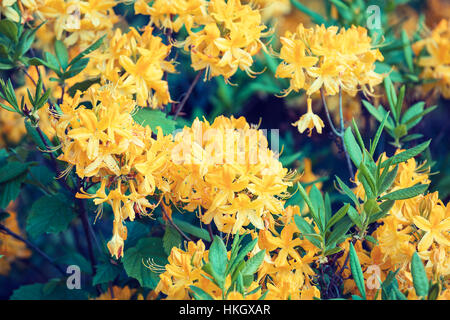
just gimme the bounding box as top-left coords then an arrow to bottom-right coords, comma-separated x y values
134,0 -> 208,33
136,0 -> 269,81
346,151 -> 450,299
0,0 -> 42,23
181,0 -> 269,81
169,116 -> 292,234
86,25 -> 176,108
413,19 -> 450,99
34,0 -> 120,50
0,202 -> 32,275
55,92 -> 291,256
155,239 -> 264,299
56,86 -> 173,258
276,24 -> 384,98
257,205 -> 321,300
155,205 -> 321,300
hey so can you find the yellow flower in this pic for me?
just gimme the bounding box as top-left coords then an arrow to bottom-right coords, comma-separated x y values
413,206 -> 450,252
291,98 -> 324,136
135,0 -> 207,33
1,0 -> 19,22
182,0 -> 269,81
413,19 -> 450,99
276,24 -> 384,98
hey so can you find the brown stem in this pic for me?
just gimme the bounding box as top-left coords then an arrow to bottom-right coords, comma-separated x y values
161,206 -> 192,242
207,223 -> 214,242
0,222 -> 66,275
173,70 -> 204,120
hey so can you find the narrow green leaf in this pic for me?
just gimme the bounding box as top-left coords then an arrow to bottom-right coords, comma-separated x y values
344,127 -> 363,167
380,184 -> 428,201
349,242 -> 366,299
411,252 -> 429,298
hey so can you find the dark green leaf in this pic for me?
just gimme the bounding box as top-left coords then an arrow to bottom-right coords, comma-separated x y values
122,237 -> 167,289
411,252 -> 429,298
380,184 -> 428,201
26,195 -> 76,238
349,242 -> 366,299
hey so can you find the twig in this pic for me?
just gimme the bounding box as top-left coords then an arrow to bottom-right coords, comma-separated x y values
173,70 -> 204,120
0,222 -> 66,276
320,87 -> 355,180
76,179 -> 98,276
320,88 -> 341,137
22,68 -> 37,87
338,87 -> 355,180
161,206 -> 192,242
207,223 -> 214,242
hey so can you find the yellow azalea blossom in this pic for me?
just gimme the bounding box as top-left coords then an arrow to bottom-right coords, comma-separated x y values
413,207 -> 450,252
412,19 -> 450,99
291,98 -> 324,136
135,0 -> 207,33
170,116 -> 292,234
181,0 -> 269,82
276,24 -> 384,97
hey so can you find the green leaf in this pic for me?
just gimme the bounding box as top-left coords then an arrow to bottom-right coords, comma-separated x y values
162,224 -> 182,255
358,162 -> 377,195
161,217 -> 210,241
401,102 -> 424,127
93,261 -> 122,286
10,280 -> 87,300
378,165 -> 398,195
364,199 -> 381,216
56,252 -> 91,274
349,242 -> 366,299
122,237 -> 167,289
0,20 -> 18,43
368,199 -> 395,223
362,100 -> 394,131
335,176 -> 359,207
69,35 -> 105,67
380,184 -> 428,201
209,236 -> 228,280
189,285 -> 214,300
296,182 -> 321,231
370,112 -> 390,156
309,185 -> 325,231
326,216 -> 353,246
44,51 -> 61,72
0,161 -> 32,183
241,250 -> 265,276
294,214 -> 321,248
381,140 -> 430,168
132,108 -> 177,135
26,195 -> 76,238
68,78 -> 101,97
324,246 -> 343,257
25,120 -> 54,152
347,205 -> 363,229
0,172 -> 27,209
401,30 -> 414,73
54,40 -> 69,70
344,127 -> 363,167
325,203 -> 350,231
411,252 -> 429,298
